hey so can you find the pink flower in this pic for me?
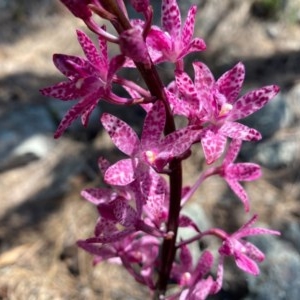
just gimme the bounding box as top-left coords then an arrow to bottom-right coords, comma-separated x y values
174,62 -> 280,163
218,215 -> 280,276
101,100 -> 198,186
217,139 -> 262,212
84,193 -> 164,243
179,277 -> 214,300
169,249 -> 216,300
81,154 -> 163,272
80,158 -> 167,243
146,0 -> 206,64
100,157 -> 169,228
40,29 -> 125,138
78,233 -> 159,288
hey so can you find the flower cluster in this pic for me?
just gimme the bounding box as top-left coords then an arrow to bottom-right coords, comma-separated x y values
41,0 -> 281,299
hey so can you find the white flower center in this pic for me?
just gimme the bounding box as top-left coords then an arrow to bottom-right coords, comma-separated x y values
75,78 -> 84,89
219,103 -> 233,117
145,150 -> 156,164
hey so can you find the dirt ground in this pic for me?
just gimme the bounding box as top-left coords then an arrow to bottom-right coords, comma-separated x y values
1,0 -> 300,299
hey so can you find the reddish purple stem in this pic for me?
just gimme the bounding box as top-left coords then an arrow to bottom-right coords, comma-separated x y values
98,1 -> 182,298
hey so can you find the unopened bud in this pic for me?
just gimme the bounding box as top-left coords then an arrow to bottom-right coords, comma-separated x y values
130,0 -> 149,13
60,0 -> 92,20
119,27 -> 151,67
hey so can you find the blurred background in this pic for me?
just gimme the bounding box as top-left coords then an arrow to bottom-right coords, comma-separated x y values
1,0 -> 300,299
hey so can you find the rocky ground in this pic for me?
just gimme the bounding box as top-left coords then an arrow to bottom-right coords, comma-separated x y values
1,0 -> 300,299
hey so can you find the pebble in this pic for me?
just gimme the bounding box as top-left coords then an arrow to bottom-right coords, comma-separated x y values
245,235 -> 300,300
281,221 -> 300,251
0,104 -> 56,170
253,137 -> 299,169
12,134 -> 56,159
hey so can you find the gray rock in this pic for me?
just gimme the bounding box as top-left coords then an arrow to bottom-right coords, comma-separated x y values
0,136 -> 85,217
241,92 -> 292,140
285,83 -> 300,122
252,137 -> 299,169
281,221 -> 300,251
244,236 -> 300,300
13,134 -> 56,159
0,104 -> 56,170
266,24 -> 280,39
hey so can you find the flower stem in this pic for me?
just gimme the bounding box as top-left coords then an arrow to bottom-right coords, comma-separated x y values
99,1 -> 183,297
181,167 -> 218,206
113,76 -> 151,97
154,159 -> 182,299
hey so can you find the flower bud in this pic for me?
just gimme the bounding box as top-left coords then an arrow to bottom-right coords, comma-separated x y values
119,27 -> 151,67
130,0 -> 149,13
60,0 -> 92,20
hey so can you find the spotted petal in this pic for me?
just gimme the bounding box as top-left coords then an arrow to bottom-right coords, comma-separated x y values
141,101 -> 165,146
181,5 -> 197,45
230,85 -> 280,121
85,229 -> 135,244
163,126 -> 200,158
98,28 -> 108,69
235,252 -> 260,276
226,179 -> 249,211
226,163 -> 261,181
215,62 -> 245,104
175,71 -> 198,99
182,38 -> 206,58
81,188 -> 113,205
111,198 -> 138,227
104,158 -> 139,186
54,91 -> 99,138
191,251 -> 214,286
40,81 -> 85,100
193,61 -> 215,91
81,99 -> 98,127
147,27 -> 171,51
53,54 -> 86,78
223,139 -> 242,165
235,227 -> 281,239
161,0 -> 181,38
77,240 -> 117,260
107,54 -> 125,83
201,127 -> 227,164
101,113 -> 140,156
77,30 -> 103,69
220,121 -> 261,141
